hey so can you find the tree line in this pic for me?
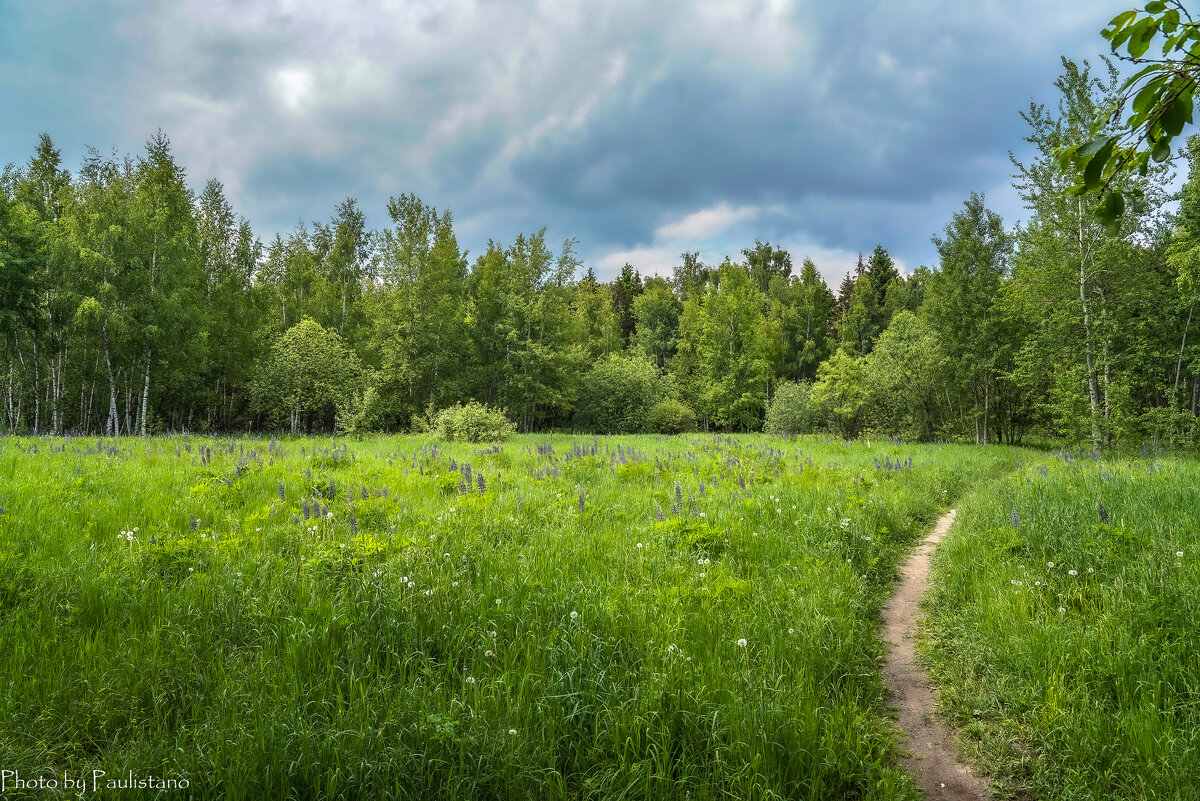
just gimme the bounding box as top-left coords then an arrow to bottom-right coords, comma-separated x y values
2,58 -> 1199,448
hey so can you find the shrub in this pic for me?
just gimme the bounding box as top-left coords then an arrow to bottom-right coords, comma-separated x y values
434,402 -> 516,442
647,399 -> 697,434
574,355 -> 666,434
764,381 -> 818,436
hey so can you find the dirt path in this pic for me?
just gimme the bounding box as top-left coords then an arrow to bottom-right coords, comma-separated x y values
883,510 -> 991,800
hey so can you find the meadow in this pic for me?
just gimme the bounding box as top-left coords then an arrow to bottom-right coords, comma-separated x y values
924,452 -> 1200,800
0,433 -> 1023,800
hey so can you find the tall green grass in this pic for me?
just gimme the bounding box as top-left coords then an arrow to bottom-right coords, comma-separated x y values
0,435 -> 1020,799
924,453 -> 1200,799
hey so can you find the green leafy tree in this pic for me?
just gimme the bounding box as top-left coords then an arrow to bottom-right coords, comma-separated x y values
574,354 -> 665,433
864,311 -> 947,441
633,276 -> 681,368
251,318 -> 363,433
810,350 -> 868,438
925,192 -> 1013,444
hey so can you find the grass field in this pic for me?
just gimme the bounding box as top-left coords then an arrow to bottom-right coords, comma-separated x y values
0,433 -> 1024,800
924,452 -> 1200,800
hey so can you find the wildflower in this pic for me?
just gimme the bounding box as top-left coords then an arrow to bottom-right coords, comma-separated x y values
466,676 -> 476,684
1058,606 -> 1065,613
788,628 -> 795,635
1068,569 -> 1078,576
570,610 -> 579,620
636,542 -> 643,549
1047,561 -> 1055,569
1010,509 -> 1020,528
737,638 -> 747,648
1177,551 -> 1185,558
699,572 -> 705,579
508,729 -> 517,736
486,650 -> 495,658
1088,567 -> 1094,574
452,581 -> 459,587
495,598 -> 501,606
1098,501 -> 1109,523
407,581 -> 415,589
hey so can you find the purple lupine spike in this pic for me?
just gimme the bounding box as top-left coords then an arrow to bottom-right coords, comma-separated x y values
655,501 -> 665,522
302,499 -> 310,520
349,511 -> 357,537
477,474 -> 486,493
1011,509 -> 1020,528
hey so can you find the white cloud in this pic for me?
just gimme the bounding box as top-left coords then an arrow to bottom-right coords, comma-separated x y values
655,203 -> 761,243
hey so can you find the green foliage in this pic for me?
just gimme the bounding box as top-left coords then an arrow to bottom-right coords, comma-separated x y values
811,350 -> 868,438
865,311 -> 947,441
763,381 -> 819,436
574,354 -> 665,434
1061,2 -> 1200,231
433,401 -> 516,442
251,318 -> 363,433
646,398 -> 698,434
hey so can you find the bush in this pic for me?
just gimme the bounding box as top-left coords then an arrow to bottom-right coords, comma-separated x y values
574,355 -> 666,434
647,399 -> 697,434
764,381 -> 819,436
433,402 -> 516,442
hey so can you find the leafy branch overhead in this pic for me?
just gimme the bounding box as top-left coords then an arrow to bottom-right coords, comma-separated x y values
1060,1 -> 1200,232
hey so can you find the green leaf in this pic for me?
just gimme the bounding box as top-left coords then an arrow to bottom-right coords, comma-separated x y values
1162,94 -> 1191,136
1083,138 -> 1115,190
1153,139 -> 1172,162
1129,20 -> 1159,58
1132,81 -> 1162,114
1096,192 -> 1126,234
1145,1 -> 1166,13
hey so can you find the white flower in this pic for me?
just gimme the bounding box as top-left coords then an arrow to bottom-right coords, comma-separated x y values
1058,606 -> 1066,613
699,572 -> 706,579
1088,567 -> 1094,574
443,553 -> 451,559
495,598 -> 502,606
509,729 -> 517,736
787,628 -> 795,635
466,676 -> 476,684
736,638 -> 747,648
407,581 -> 415,589
451,581 -> 459,587
485,650 -> 495,658
1068,569 -> 1078,576
636,542 -> 643,549
570,610 -> 578,620
1177,551 -> 1185,558
1047,561 -> 1055,569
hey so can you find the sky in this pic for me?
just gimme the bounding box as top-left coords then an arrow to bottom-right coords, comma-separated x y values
0,0 -> 1135,285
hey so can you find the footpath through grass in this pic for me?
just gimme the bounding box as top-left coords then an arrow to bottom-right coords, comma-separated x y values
0,434 -> 1020,800
924,451 -> 1200,800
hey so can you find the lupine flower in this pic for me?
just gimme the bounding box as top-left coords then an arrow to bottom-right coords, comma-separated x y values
1011,509 -> 1020,528
278,481 -> 286,501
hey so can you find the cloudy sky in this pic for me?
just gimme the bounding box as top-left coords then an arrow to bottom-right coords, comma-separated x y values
1,0 -> 1133,284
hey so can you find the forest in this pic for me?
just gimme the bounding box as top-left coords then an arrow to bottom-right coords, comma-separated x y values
2,58 -> 1200,449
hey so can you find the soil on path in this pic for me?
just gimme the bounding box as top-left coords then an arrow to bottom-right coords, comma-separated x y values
883,510 -> 991,801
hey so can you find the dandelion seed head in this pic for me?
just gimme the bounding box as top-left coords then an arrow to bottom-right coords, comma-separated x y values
1068,569 -> 1077,576
1177,551 -> 1185,558
509,729 -> 517,736
570,610 -> 578,620
737,638 -> 747,648
1047,561 -> 1055,569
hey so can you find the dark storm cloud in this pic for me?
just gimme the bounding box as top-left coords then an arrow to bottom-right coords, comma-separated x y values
0,0 -> 1134,282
